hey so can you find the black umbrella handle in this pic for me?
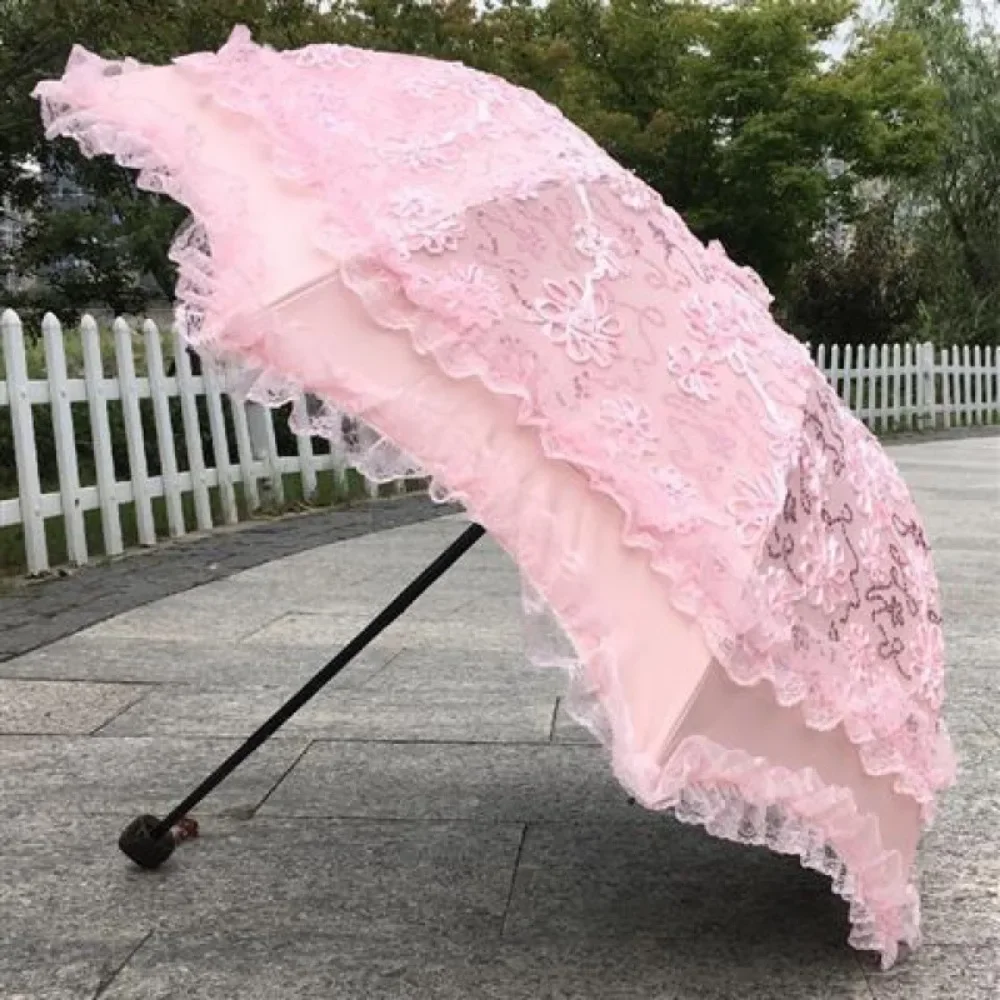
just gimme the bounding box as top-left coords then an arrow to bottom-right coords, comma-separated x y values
119,521 -> 486,870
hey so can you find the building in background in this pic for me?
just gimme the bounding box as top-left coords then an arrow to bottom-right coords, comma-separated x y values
1,169 -> 93,298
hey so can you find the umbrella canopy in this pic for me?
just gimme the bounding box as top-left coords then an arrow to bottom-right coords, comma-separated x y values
34,25 -> 955,968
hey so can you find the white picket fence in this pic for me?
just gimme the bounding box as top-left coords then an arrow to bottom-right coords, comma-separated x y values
813,341 -> 1000,434
1,309 -> 999,576
0,309 -> 404,576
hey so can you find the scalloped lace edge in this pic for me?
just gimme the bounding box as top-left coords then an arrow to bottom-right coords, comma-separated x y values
609,731 -> 920,970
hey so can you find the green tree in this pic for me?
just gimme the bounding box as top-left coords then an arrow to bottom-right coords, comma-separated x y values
491,0 -> 944,297
0,0 -> 325,315
2,0 -> 948,328
781,194 -> 923,345
891,0 -> 1000,344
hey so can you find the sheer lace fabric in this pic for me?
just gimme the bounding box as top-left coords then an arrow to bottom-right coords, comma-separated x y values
34,26 -> 954,968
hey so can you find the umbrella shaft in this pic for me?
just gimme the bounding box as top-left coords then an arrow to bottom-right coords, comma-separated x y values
153,520 -> 486,839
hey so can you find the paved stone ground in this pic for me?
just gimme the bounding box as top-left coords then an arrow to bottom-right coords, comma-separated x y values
0,437 -> 996,999
0,493 -> 454,662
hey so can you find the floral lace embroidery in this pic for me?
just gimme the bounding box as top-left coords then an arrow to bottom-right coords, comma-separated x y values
573,221 -> 629,280
664,345 -> 719,401
390,189 -> 464,256
532,279 -> 621,367
599,397 -> 657,458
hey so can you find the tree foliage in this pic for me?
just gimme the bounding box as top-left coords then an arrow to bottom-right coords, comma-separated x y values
781,196 -> 923,345
0,0 -> 967,342
891,0 -> 1000,344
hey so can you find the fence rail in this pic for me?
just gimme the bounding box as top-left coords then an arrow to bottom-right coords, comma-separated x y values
2,309 -> 999,576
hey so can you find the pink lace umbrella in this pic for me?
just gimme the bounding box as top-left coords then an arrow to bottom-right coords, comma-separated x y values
35,25 -> 954,968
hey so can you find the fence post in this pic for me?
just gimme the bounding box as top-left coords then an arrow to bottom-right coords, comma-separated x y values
1,309 -> 48,574
841,344 -> 854,410
113,317 -> 156,546
917,342 -> 935,431
975,344 -> 986,425
230,398 -> 260,512
961,344 -> 972,426
202,360 -> 239,525
42,313 -> 88,565
991,346 -> 999,423
877,344 -> 890,434
918,342 -> 937,430
293,395 -> 319,503
246,400 -> 284,506
172,332 -> 213,532
80,315 -> 124,556
144,319 -> 185,538
890,343 -> 902,431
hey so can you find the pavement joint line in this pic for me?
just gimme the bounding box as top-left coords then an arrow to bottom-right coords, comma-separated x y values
234,609 -> 299,645
975,712 -> 1000,739
88,691 -> 152,736
82,735 -> 593,747
91,929 -> 154,1000
500,824 -> 528,937
854,954 -> 880,1000
548,697 -> 561,743
57,811 -> 644,830
250,739 -> 317,817
0,732 -> 308,744
354,646 -> 408,689
86,732 -> 588,752
250,812 -> 548,825
74,811 -> 532,833
0,674 -> 172,686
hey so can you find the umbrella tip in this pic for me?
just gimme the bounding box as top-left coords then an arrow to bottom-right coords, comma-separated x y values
118,814 -> 199,870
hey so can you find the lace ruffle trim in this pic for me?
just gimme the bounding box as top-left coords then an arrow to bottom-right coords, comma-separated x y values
611,732 -> 921,970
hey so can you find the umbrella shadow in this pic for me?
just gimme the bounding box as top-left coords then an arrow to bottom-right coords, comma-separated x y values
497,799 -> 852,963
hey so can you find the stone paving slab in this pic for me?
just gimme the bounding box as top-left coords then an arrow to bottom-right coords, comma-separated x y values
0,635 -> 397,687
98,684 -> 557,743
82,589 -> 301,644
0,735 -> 308,817
0,493 -> 456,661
244,606 -> 527,653
503,819 -> 852,949
259,741 -> 624,822
355,646 -> 564,698
924,729 -> 1000,850
95,935 -> 876,1000
0,812 -> 523,947
1,932 -> 148,1000
0,678 -> 143,734
864,945 -> 999,1000
0,436 -> 996,999
915,853 -> 1000,948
